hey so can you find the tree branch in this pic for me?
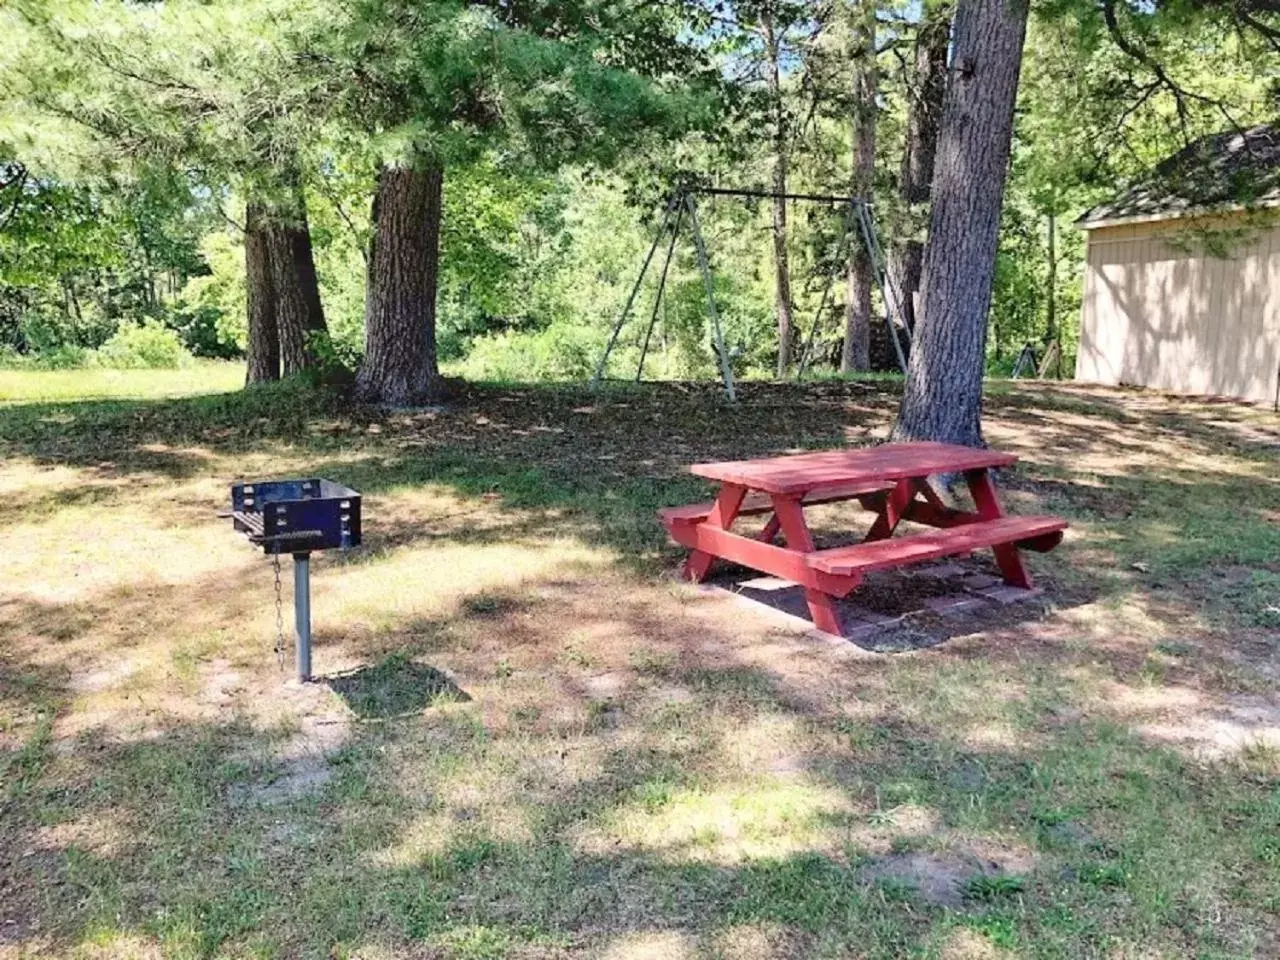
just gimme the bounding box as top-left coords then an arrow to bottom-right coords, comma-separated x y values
1100,0 -> 1243,143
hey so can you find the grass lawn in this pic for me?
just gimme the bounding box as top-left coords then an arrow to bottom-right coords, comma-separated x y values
0,362 -> 245,404
1,370 -> 1278,959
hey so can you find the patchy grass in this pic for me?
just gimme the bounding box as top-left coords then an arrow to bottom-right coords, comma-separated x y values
1,374 -> 1278,959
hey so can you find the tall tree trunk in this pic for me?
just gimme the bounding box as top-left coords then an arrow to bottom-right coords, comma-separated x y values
886,1 -> 951,345
762,9 -> 794,379
892,0 -> 1029,446
841,0 -> 878,374
244,201 -> 280,384
273,186 -> 328,376
355,162 -> 445,405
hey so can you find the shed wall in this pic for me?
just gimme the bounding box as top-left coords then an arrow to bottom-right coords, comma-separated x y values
1075,214 -> 1280,403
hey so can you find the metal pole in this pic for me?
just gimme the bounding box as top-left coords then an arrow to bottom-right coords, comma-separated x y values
684,193 -> 737,403
591,194 -> 679,389
695,186 -> 868,205
293,552 -> 311,682
636,203 -> 683,382
856,202 -> 909,375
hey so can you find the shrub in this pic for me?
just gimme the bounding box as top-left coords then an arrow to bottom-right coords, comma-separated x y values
453,324 -> 599,382
95,321 -> 193,369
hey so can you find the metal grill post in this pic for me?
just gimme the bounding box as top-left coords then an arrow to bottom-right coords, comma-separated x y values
293,553 -> 312,682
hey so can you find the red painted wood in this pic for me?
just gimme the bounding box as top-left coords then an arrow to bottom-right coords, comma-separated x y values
758,514 -> 781,543
770,495 -> 843,634
690,442 -> 1018,495
683,483 -> 746,583
666,515 -> 860,597
808,515 -> 1067,575
901,500 -> 981,529
865,478 -> 915,542
658,480 -> 895,527
963,469 -> 1031,588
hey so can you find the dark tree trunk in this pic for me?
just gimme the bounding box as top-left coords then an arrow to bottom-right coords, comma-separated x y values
244,201 -> 280,384
886,2 -> 951,346
841,0 -> 877,374
892,0 -> 1029,446
355,162 -> 445,406
244,174 -> 328,383
273,190 -> 328,376
762,10 -> 795,379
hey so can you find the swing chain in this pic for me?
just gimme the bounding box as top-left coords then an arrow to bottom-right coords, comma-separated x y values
271,551 -> 286,671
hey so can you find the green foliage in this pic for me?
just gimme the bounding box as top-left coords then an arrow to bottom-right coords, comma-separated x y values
175,230 -> 248,357
453,324 -> 599,382
95,320 -> 193,369
1,0 -> 1277,389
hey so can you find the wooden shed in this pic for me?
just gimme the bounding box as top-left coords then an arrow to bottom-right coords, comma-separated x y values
1075,124 -> 1280,405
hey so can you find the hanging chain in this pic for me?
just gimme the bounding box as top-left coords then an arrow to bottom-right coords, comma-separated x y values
271,551 -> 286,671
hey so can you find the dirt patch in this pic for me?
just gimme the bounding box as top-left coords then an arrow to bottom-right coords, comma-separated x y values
858,843 -> 1036,908
1138,693 -> 1280,760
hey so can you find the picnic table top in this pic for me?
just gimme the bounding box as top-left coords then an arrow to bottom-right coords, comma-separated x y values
689,441 -> 1018,495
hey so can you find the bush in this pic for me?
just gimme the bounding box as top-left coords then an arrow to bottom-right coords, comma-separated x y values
95,321 -> 193,369
453,324 -> 599,382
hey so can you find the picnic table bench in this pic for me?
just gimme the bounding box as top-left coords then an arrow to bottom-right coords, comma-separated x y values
658,441 -> 1066,636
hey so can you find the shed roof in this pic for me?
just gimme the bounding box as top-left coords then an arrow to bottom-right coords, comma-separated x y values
1076,123 -> 1280,229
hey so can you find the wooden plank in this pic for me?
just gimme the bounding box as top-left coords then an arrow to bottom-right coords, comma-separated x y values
658,480 -> 895,526
864,478 -> 915,542
683,483 -> 746,583
770,494 -> 843,634
808,515 -> 1067,576
666,519 -> 860,597
689,442 -> 1017,494
964,468 -> 1030,588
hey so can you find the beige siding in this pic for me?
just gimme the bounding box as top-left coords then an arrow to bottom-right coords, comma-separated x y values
1076,213 -> 1280,403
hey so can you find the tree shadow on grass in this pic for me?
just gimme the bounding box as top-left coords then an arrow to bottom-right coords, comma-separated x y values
327,655 -> 470,721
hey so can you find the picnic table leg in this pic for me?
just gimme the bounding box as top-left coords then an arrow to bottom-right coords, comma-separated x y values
770,495 -> 842,635
758,514 -> 782,543
964,468 -> 1033,588
683,483 -> 747,583
864,479 -> 915,542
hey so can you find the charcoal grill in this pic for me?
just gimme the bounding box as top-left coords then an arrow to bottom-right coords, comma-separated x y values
223,478 -> 361,681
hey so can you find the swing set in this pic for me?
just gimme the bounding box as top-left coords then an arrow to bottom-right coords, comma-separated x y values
590,185 -> 912,400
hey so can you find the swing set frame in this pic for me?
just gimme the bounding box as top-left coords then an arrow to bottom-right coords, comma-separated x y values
590,185 -> 912,400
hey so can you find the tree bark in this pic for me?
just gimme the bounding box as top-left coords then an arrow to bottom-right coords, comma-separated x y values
244,201 -> 280,384
355,162 -> 445,406
762,10 -> 795,379
244,176 -> 328,383
274,186 -> 328,376
841,0 -> 878,374
886,1 -> 951,345
892,0 -> 1029,446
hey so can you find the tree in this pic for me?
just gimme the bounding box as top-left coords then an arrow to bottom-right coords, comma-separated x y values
3,0 -> 335,384
840,0 -> 878,374
355,163 -> 444,404
326,0 -> 709,404
892,0 -> 1030,445
760,6 -> 798,378
887,1 -> 951,338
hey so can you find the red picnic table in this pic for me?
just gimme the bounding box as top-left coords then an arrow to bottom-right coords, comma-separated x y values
658,441 -> 1067,636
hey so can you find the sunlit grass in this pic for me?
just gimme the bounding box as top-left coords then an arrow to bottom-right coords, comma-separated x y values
0,360 -> 244,403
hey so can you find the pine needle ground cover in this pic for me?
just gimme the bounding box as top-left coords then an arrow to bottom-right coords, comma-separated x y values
1,371 -> 1278,959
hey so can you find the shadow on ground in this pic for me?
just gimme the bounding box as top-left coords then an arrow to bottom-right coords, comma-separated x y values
328,656 -> 470,720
